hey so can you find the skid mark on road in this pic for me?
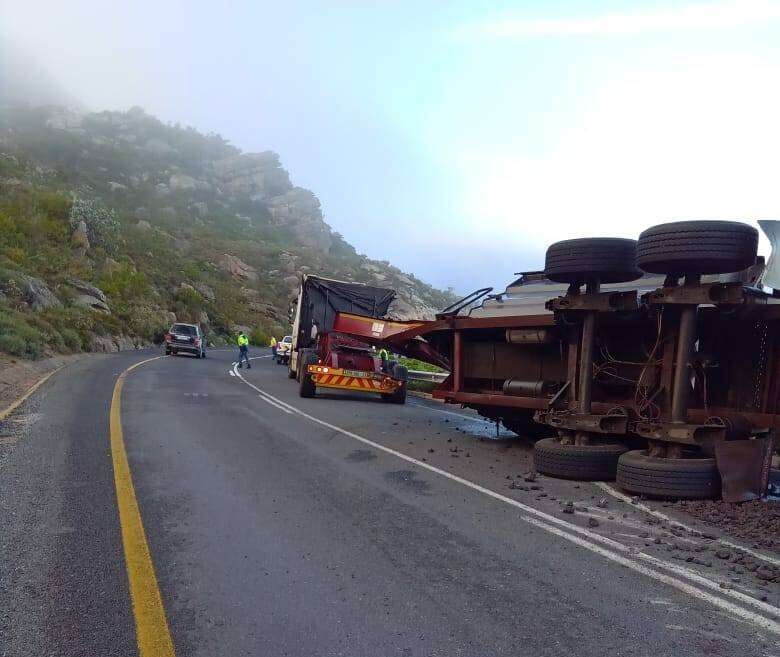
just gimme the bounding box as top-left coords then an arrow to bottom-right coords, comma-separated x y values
111,356 -> 176,657
228,364 -> 780,637
384,469 -> 431,494
345,449 -> 378,463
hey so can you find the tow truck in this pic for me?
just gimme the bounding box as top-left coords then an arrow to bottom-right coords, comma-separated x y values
288,275 -> 431,403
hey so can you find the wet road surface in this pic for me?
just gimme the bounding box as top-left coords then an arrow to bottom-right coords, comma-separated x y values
1,349 -> 778,656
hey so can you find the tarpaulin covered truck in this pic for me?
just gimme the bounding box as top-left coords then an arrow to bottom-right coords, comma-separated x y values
287,275 -> 411,403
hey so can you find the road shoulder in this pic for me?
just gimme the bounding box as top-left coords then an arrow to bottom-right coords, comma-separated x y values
0,353 -> 85,417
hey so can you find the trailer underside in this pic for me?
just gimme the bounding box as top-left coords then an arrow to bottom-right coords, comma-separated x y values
333,221 -> 779,500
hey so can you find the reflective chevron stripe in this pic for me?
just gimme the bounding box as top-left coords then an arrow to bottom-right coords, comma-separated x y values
311,369 -> 400,392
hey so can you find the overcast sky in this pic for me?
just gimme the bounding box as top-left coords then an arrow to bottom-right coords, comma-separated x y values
3,1 -> 780,292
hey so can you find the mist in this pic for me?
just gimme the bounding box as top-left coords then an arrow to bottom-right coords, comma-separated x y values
4,1 -> 780,293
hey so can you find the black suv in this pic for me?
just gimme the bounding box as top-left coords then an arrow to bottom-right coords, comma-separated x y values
164,323 -> 206,358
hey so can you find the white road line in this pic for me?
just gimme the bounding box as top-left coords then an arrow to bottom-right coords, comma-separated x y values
596,482 -> 780,568
638,551 -> 780,618
231,363 -> 292,413
226,368 -> 780,633
521,515 -> 779,634
233,367 -> 298,413
257,394 -> 293,413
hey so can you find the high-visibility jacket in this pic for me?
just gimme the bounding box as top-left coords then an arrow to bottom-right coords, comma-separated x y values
270,337 -> 277,347
237,334 -> 249,347
378,348 -> 390,361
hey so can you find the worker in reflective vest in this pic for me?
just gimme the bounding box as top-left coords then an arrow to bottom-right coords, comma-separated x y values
270,335 -> 277,358
237,332 -> 251,369
378,347 -> 390,372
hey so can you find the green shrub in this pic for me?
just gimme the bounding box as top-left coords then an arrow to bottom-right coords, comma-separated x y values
59,328 -> 82,352
126,304 -> 169,342
407,379 -> 437,394
0,209 -> 25,251
173,286 -> 203,322
0,309 -> 45,359
0,333 -> 27,357
37,191 -> 71,223
181,261 -> 203,281
249,328 -> 269,346
40,306 -> 94,350
69,198 -> 121,254
397,356 -> 444,373
98,263 -> 149,302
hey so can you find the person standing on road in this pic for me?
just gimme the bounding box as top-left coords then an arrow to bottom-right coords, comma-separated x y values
270,335 -> 277,358
378,347 -> 390,372
237,331 -> 251,369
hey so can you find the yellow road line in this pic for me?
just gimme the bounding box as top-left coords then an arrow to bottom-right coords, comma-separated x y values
0,365 -> 64,421
110,356 -> 176,657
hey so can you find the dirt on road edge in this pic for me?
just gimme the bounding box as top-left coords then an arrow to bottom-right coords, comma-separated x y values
0,353 -> 87,417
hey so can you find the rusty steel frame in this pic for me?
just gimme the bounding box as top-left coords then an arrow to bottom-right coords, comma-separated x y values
293,259 -> 775,494
331,276 -> 780,454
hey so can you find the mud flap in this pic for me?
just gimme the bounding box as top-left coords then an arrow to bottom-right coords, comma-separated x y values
715,435 -> 775,503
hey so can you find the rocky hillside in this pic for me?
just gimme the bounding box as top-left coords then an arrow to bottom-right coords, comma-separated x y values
0,104 -> 455,357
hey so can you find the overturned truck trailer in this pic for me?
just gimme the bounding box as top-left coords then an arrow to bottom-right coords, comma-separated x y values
343,220 -> 780,500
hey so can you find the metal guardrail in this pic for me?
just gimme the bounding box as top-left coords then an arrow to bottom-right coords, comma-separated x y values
407,370 -> 449,383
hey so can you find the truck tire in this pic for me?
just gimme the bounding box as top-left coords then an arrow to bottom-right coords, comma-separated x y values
382,384 -> 407,404
382,383 -> 407,404
636,220 -> 758,275
296,350 -> 314,382
545,238 -> 641,284
616,450 -> 720,499
299,353 -> 318,398
533,437 -> 629,480
382,365 -> 407,404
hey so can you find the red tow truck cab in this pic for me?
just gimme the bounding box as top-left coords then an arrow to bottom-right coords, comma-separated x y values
287,275 -> 409,403
305,332 -> 403,396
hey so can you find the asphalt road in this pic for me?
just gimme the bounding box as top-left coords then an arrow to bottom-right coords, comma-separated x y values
1,348 -> 778,657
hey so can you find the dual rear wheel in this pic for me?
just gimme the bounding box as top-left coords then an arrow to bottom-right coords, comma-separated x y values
532,439 -> 720,498
544,221 -> 758,284
537,221 -> 757,498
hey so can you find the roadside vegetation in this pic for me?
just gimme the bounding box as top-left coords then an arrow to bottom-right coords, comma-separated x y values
396,356 -> 445,373
396,356 -> 447,394
0,105 -> 456,359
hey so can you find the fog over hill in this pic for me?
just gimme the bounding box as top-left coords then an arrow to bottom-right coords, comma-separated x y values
0,102 -> 455,357
0,45 -> 84,109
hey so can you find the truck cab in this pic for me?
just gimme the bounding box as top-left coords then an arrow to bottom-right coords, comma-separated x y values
286,274 -> 407,402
